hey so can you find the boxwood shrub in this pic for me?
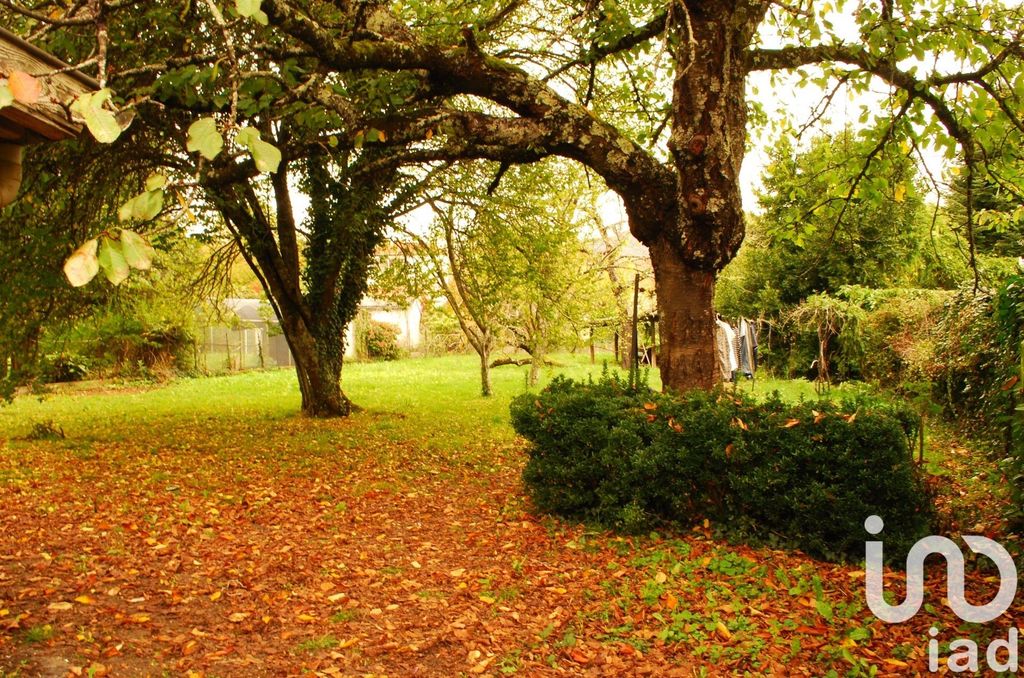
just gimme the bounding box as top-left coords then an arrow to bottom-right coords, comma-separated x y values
510,375 -> 935,563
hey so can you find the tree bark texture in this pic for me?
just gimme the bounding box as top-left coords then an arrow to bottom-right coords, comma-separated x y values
649,235 -> 719,390
281,312 -> 352,417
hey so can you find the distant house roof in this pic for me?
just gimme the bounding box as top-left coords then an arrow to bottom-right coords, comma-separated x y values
221,298 -> 269,324
0,27 -> 97,144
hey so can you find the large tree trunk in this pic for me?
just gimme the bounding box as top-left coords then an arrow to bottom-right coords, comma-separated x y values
279,303 -> 351,417
649,235 -> 719,391
642,1 -> 762,392
294,353 -> 350,417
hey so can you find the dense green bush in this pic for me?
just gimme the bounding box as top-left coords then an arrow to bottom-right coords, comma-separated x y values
932,288 -> 1009,430
362,320 -> 400,360
849,287 -> 949,385
47,312 -> 193,380
80,318 -> 193,377
742,287 -> 948,384
511,375 -> 935,562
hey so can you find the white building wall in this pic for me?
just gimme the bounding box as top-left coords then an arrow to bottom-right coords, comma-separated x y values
343,299 -> 423,358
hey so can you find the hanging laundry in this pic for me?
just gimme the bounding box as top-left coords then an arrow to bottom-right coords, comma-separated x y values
715,317 -> 738,381
730,321 -> 742,377
715,319 -> 731,379
749,320 -> 759,370
738,318 -> 755,378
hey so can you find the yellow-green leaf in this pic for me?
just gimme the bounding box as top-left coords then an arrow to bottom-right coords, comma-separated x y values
70,89 -> 123,144
186,118 -> 223,160
120,229 -> 155,270
235,0 -> 262,18
235,126 -> 261,148
98,238 -> 130,286
119,189 -> 164,222
145,173 -> 167,192
249,139 -> 281,173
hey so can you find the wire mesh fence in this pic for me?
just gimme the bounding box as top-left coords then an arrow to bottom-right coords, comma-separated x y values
193,325 -> 293,373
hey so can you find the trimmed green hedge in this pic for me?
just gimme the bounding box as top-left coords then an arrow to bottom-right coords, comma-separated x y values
511,375 -> 935,562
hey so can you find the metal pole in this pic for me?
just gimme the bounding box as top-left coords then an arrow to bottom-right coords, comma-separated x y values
630,273 -> 640,389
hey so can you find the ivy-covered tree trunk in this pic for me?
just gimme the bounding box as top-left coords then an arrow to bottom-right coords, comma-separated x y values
204,151 -> 392,417
279,311 -> 351,417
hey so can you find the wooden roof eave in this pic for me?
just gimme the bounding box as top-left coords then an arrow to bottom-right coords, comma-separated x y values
0,26 -> 99,144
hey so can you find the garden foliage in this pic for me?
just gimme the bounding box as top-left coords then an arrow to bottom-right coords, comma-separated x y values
511,375 -> 934,562
359,319 -> 401,361
932,274 -> 1024,527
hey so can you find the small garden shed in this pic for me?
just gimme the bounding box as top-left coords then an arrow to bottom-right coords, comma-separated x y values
0,27 -> 96,206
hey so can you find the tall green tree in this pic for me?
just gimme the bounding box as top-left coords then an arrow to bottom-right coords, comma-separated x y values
0,137 -> 150,396
395,160 -> 609,394
466,162 -> 609,387
1,1 -> 425,415
395,163 -> 521,397
946,159 -> 1024,262
718,128 -> 931,318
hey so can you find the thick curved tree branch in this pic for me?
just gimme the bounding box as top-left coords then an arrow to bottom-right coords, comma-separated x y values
260,0 -> 676,244
748,43 -> 975,147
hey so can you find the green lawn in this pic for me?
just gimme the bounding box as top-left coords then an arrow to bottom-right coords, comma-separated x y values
0,352 -> 858,443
